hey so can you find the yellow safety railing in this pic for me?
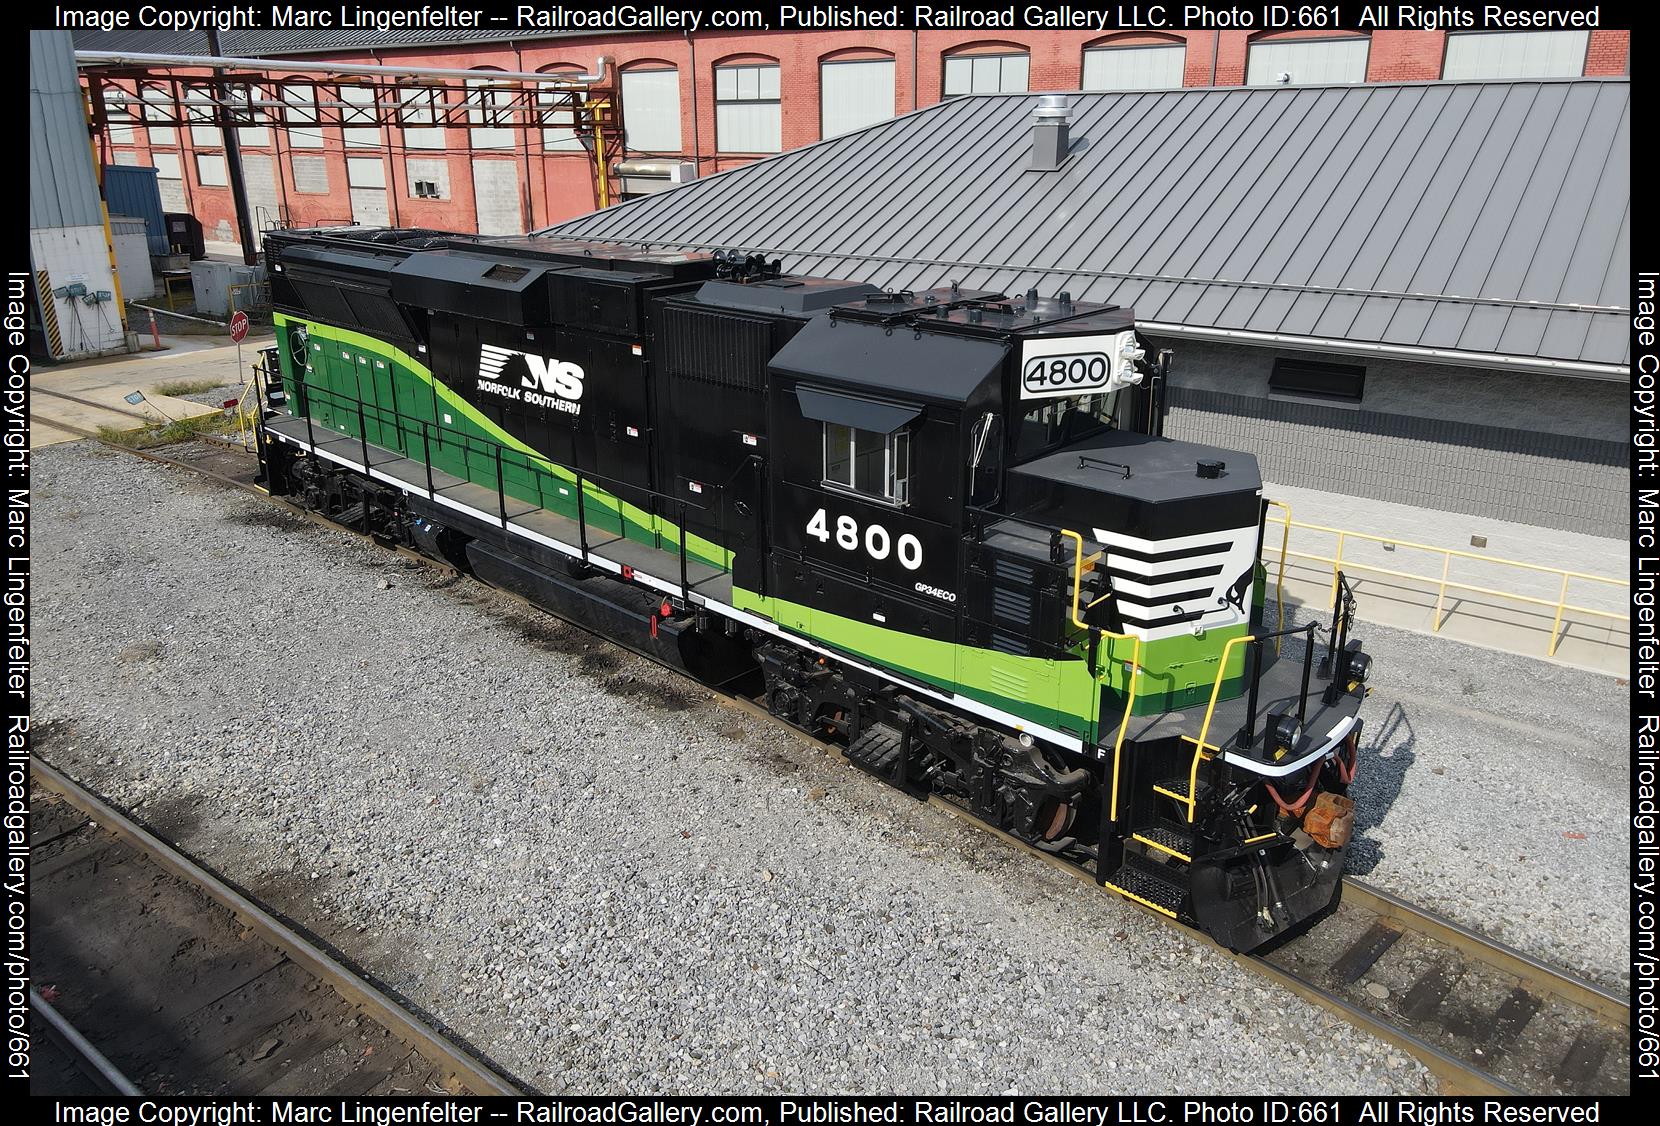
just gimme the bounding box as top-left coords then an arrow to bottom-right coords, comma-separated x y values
1264,512 -> 1627,657
229,280 -> 272,315
1059,529 -> 1142,823
1263,499 -> 1291,651
1169,634 -> 1255,823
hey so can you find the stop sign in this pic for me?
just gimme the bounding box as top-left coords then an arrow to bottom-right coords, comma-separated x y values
229,310 -> 250,343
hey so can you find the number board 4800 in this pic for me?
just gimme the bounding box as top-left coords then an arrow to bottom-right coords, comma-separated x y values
1018,332 -> 1133,401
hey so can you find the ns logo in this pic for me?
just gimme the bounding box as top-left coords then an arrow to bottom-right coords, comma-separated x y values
478,343 -> 585,401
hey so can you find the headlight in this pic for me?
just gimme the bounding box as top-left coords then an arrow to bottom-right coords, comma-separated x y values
1347,651 -> 1372,685
1271,712 -> 1303,758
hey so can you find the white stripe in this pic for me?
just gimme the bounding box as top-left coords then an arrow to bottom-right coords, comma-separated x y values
1090,522 -> 1256,553
1219,714 -> 1355,778
271,429 -> 1087,755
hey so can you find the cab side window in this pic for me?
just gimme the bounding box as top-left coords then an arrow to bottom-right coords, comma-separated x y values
823,422 -> 910,505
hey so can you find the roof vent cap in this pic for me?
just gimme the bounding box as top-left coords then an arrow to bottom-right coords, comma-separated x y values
1033,94 -> 1071,123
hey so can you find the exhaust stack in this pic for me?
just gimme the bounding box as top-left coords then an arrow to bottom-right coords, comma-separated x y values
1031,95 -> 1071,171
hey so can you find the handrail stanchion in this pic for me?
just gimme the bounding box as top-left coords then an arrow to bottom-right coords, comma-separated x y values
302,369 -> 316,451
1549,572 -> 1571,656
1433,552 -> 1451,631
679,500 -> 690,601
495,446 -> 507,529
357,396 -> 370,469
1298,623 -> 1315,725
575,471 -> 588,557
1238,638 -> 1262,750
422,422 -> 433,497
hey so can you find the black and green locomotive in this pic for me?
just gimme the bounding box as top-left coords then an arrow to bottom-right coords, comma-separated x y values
257,226 -> 1374,951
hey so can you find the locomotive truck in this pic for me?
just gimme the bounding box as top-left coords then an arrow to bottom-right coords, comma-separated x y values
256,226 -> 1372,951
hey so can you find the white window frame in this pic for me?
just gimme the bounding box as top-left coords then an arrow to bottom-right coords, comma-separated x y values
141,87 -> 177,145
715,63 -> 782,154
619,67 -> 683,154
1441,30 -> 1590,80
820,58 -> 896,139
102,87 -> 136,145
822,422 -> 911,506
1081,43 -> 1187,91
943,53 -> 1030,96
466,72 -> 514,150
536,77 -> 585,152
194,153 -> 228,187
185,86 -> 218,148
340,85 -> 381,149
283,84 -> 324,149
1245,36 -> 1370,86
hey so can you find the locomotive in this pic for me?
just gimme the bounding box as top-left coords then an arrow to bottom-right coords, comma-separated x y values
256,226 -> 1372,951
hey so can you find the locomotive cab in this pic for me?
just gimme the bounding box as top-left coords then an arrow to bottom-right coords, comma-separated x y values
750,285 -> 1371,949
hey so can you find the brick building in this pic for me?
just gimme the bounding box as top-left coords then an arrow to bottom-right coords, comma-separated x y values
78,27 -> 1629,244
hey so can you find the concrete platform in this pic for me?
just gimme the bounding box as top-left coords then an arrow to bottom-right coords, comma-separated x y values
30,337 -> 270,447
1262,481 -> 1628,677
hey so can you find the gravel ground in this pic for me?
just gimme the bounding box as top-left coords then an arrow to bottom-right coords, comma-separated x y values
1269,602 -> 1630,991
31,440 -> 1436,1095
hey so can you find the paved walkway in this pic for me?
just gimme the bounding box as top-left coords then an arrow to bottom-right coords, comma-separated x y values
1262,480 -> 1628,676
30,334 -> 273,448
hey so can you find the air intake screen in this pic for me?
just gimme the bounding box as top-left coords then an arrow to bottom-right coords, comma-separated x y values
661,305 -> 770,392
342,287 -> 414,343
290,279 -> 354,326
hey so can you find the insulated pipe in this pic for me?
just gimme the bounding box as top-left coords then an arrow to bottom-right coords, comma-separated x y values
77,50 -> 611,86
206,28 -> 259,265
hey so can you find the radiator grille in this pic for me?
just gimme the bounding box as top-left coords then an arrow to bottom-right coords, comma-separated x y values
662,305 -> 770,392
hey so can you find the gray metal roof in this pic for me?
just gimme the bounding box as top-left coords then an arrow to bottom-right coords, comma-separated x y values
30,31 -> 104,231
71,29 -> 583,57
550,79 -> 1631,376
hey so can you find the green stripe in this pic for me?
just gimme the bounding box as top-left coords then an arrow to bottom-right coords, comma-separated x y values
275,313 -> 732,570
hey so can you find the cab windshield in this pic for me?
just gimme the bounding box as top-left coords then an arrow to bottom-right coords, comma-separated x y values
1014,391 -> 1120,460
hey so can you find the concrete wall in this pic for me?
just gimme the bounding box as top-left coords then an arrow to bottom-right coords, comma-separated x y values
1156,339 -> 1628,537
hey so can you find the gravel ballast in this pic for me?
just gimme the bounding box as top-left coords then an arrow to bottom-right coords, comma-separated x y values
29,438 -> 1613,1091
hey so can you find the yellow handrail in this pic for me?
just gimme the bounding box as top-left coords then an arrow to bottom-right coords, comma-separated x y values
1264,511 -> 1627,657
1263,499 -> 1291,651
1173,633 -> 1255,822
1059,529 -> 1141,820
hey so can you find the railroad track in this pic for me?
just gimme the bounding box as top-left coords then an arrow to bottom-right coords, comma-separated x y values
33,432 -> 1632,1096
30,758 -> 517,1096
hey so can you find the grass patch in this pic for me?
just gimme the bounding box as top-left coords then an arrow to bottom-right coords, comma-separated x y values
151,377 -> 233,398
97,411 -> 240,450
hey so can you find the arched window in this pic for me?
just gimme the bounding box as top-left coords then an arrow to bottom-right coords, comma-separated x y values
1081,34 -> 1187,91
340,84 -> 380,149
184,84 -> 218,147
394,78 -> 447,151
100,85 -> 135,145
618,62 -> 682,154
820,49 -> 895,138
943,43 -> 1029,96
139,83 -> 177,146
715,56 -> 781,153
536,65 -> 585,153
281,80 -> 324,149
1442,30 -> 1589,79
1245,32 -> 1370,86
466,66 -> 514,150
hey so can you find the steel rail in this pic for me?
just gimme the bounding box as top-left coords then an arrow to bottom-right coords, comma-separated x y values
30,989 -> 144,1096
30,757 -> 519,1097
42,431 -> 1629,1096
